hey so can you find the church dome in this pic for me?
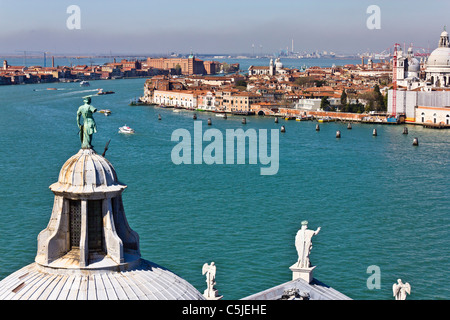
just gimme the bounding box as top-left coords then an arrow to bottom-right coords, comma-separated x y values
0,99 -> 206,300
426,27 -> 450,71
426,47 -> 450,67
408,57 -> 421,72
275,58 -> 283,69
50,148 -> 126,196
0,147 -> 206,300
0,260 -> 205,300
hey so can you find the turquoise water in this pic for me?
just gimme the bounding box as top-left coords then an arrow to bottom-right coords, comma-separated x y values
0,78 -> 448,300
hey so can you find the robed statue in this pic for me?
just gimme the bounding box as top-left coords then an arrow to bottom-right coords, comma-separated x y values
77,96 -> 97,148
295,221 -> 321,268
393,279 -> 411,300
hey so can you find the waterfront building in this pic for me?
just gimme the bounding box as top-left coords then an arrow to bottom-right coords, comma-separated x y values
294,97 -> 342,111
387,88 -> 450,123
417,105 -> 450,124
184,75 -> 244,88
145,55 -> 218,75
197,91 -> 217,111
387,28 -> 450,124
152,89 -> 199,109
248,58 -> 288,76
214,90 -> 263,113
294,98 -> 323,111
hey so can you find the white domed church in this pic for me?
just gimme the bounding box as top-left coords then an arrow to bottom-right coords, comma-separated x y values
388,28 -> 450,125
396,27 -> 450,90
425,28 -> 450,87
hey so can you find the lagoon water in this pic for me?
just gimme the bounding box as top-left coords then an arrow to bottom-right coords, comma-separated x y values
0,76 -> 449,300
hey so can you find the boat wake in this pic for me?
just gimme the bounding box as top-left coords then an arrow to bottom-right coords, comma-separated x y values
58,89 -> 99,96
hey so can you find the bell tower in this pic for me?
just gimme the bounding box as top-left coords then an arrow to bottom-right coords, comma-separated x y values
438,26 -> 449,48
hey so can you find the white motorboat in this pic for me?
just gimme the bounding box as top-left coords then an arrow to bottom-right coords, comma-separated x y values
99,109 -> 111,116
80,81 -> 90,87
118,125 -> 135,134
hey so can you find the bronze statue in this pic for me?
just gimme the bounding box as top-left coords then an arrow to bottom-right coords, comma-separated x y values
77,96 -> 97,149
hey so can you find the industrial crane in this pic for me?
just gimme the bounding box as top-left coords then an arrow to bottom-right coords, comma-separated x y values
15,51 -> 51,67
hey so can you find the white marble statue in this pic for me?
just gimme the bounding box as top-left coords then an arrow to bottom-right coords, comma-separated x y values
393,279 -> 411,300
295,221 -> 321,268
202,262 -> 221,299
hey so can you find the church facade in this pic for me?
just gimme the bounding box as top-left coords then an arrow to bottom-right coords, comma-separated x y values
388,28 -> 450,124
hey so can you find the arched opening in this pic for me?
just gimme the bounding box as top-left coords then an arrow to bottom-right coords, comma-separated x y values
258,110 -> 266,116
69,200 -> 81,249
446,114 -> 449,125
88,200 -> 104,252
69,199 -> 104,253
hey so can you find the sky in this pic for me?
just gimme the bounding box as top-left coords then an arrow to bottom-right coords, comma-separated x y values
0,0 -> 449,56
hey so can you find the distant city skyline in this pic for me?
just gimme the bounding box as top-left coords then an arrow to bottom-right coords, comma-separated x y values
0,0 -> 449,56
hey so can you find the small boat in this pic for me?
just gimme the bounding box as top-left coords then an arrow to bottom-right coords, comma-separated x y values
296,115 -> 313,121
47,88 -> 57,90
80,81 -> 90,87
97,89 -> 115,95
99,109 -> 111,116
215,113 -> 227,117
318,116 -> 336,123
118,125 -> 135,134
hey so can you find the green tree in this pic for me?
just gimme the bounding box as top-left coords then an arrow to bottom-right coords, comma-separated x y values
320,96 -> 331,111
314,80 -> 326,87
340,89 -> 348,107
373,85 -> 386,111
174,64 -> 182,75
294,76 -> 316,87
235,79 -> 247,91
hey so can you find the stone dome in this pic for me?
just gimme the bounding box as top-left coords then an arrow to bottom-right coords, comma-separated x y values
408,57 -> 420,70
275,58 -> 283,69
426,28 -> 450,71
0,260 -> 205,300
50,148 -> 126,196
426,47 -> 450,68
0,146 -> 206,300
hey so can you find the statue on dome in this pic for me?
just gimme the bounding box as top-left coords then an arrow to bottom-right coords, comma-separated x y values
77,96 -> 97,149
393,279 -> 411,300
295,221 -> 321,268
202,262 -> 222,300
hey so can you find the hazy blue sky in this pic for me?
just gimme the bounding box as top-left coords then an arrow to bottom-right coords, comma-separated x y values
0,0 -> 449,55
